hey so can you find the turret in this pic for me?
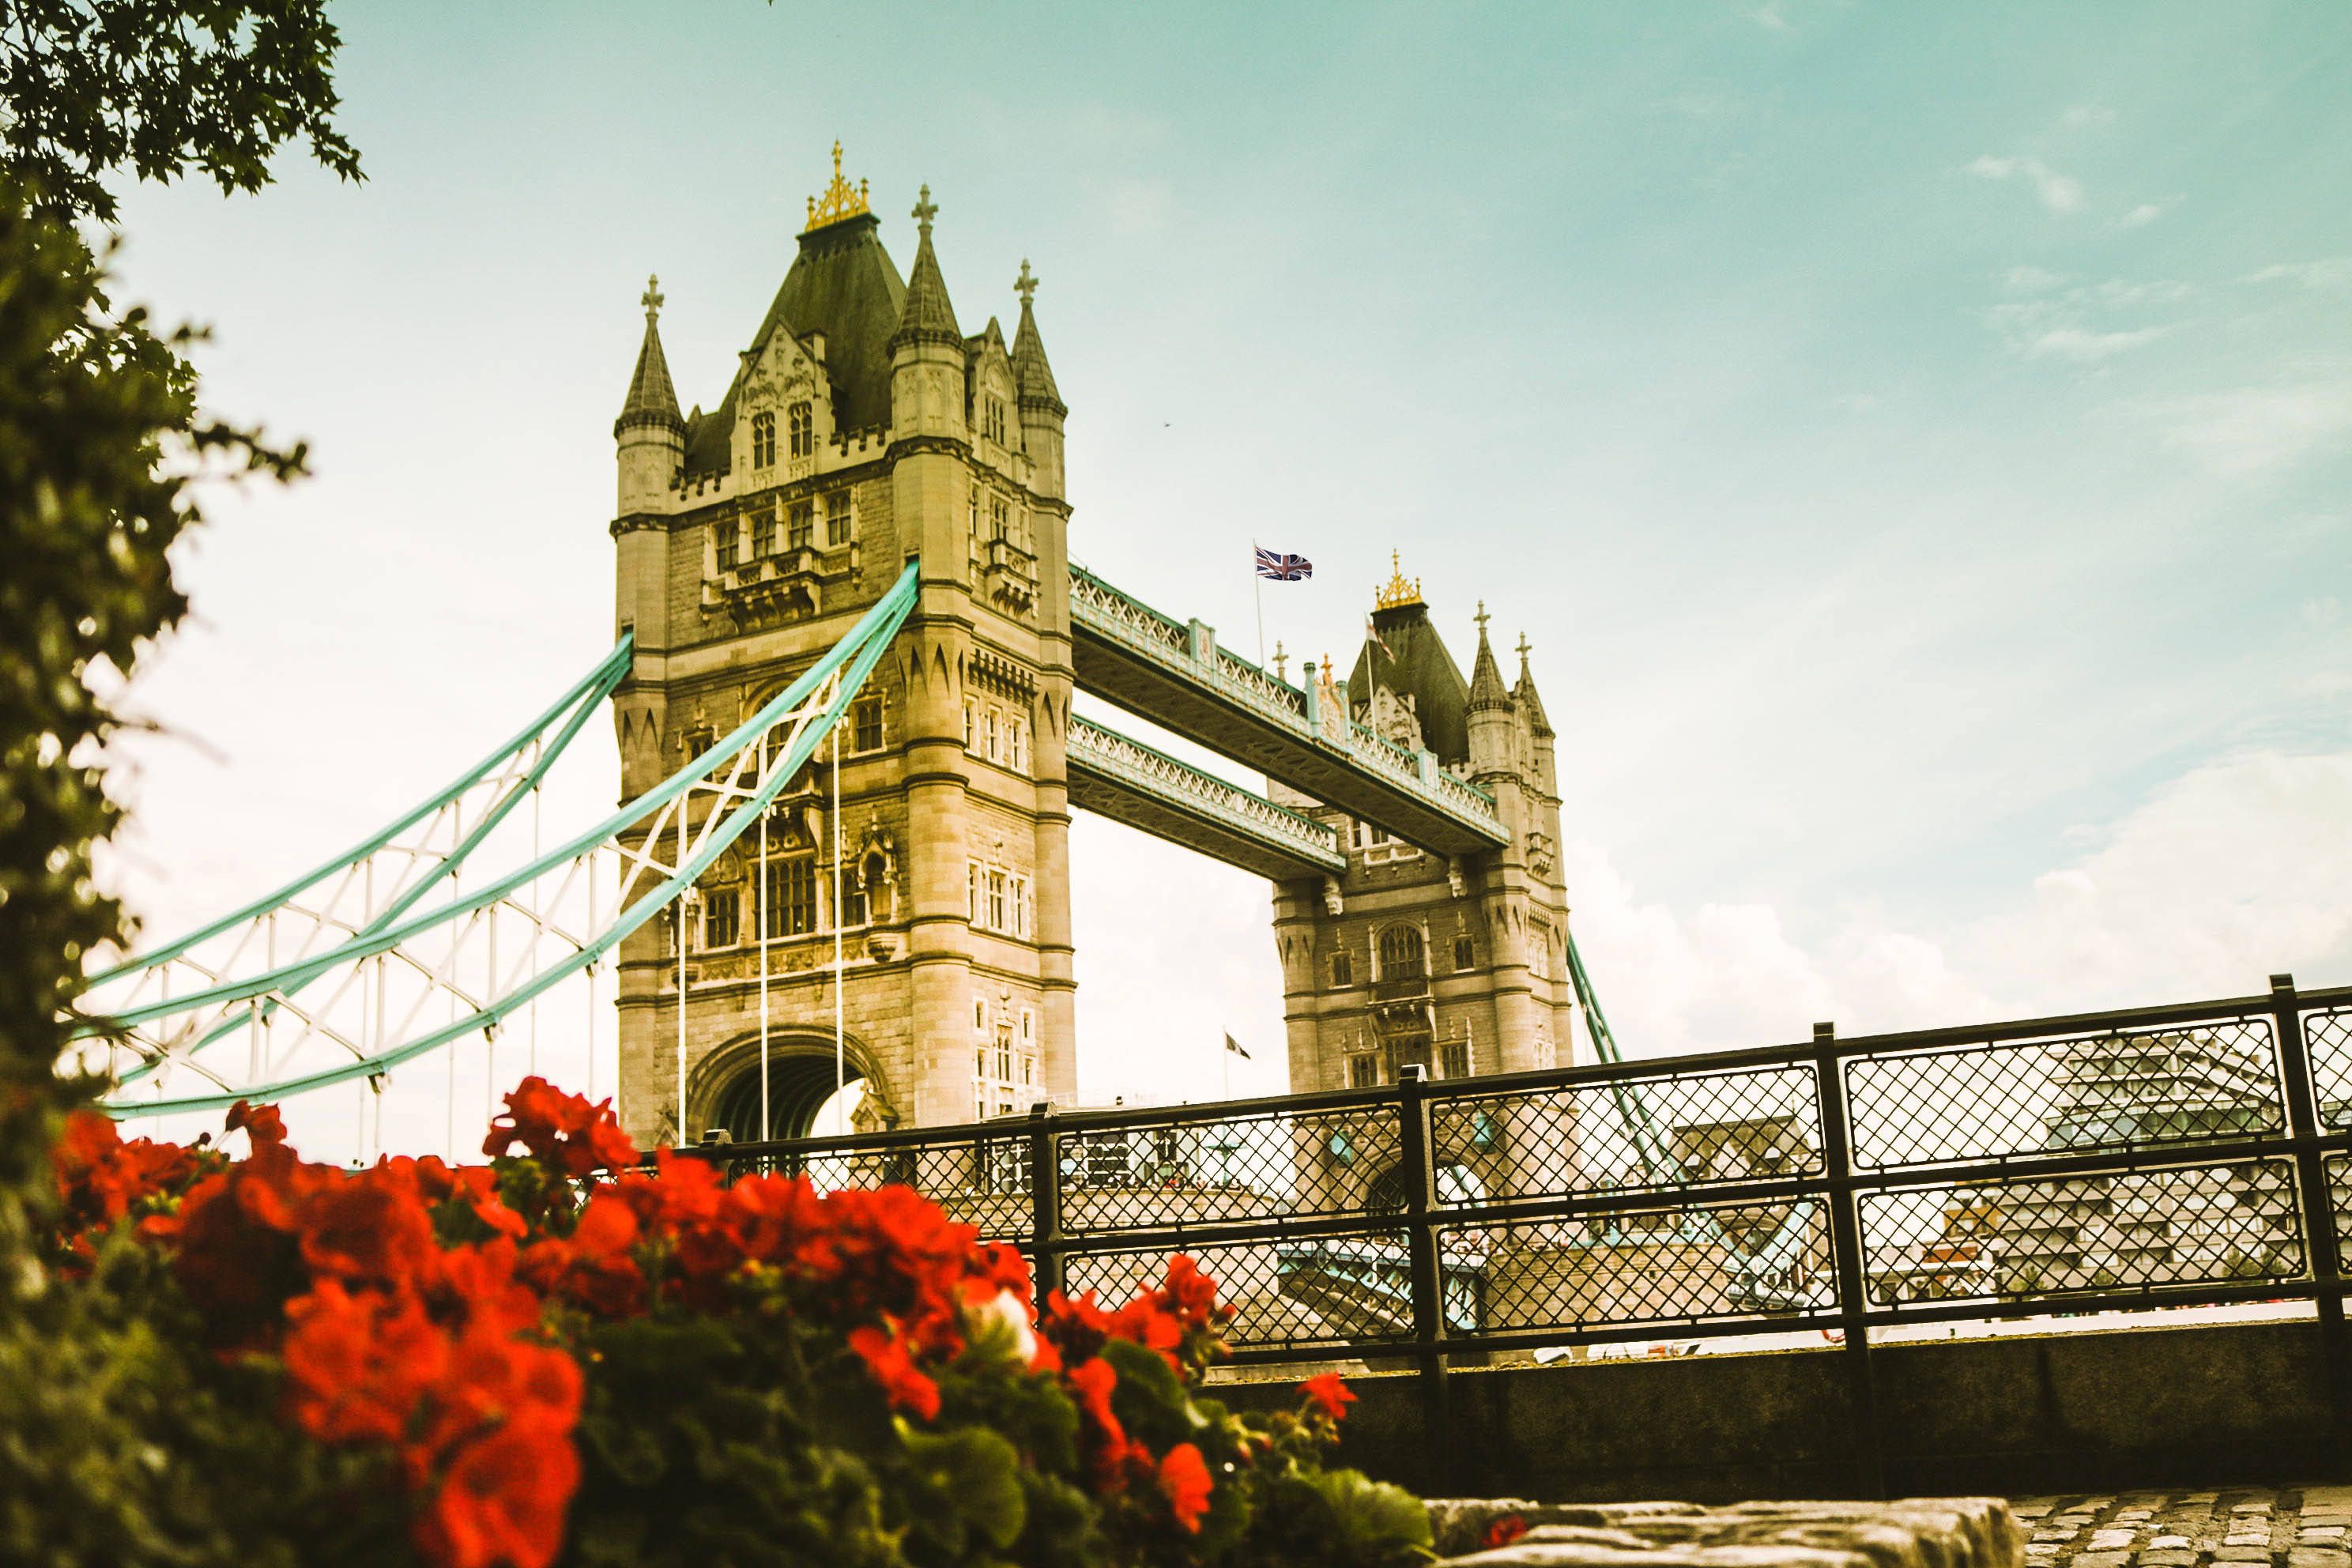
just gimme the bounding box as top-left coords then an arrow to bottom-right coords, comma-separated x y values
1464,601 -> 1517,780
1513,635 -> 1557,799
1010,259 -> 1067,500
614,274 -> 685,516
888,185 -> 967,444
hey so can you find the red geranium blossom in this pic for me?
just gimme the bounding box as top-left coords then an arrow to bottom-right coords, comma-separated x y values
1157,1442 -> 1214,1533
416,1414 -> 579,1568
846,1323 -> 941,1420
481,1076 -> 637,1179
1298,1372 -> 1356,1423
1485,1513 -> 1531,1549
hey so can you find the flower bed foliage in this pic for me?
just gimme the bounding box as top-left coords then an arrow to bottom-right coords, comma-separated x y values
43,1080 -> 1430,1568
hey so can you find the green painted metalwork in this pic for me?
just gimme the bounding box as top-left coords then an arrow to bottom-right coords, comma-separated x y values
87,635 -> 632,986
96,565 -> 919,1115
92,637 -> 631,1090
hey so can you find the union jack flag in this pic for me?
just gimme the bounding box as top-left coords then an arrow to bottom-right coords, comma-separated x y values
1254,546 -> 1313,581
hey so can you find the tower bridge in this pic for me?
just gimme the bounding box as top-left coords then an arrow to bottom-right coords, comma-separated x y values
68,149 -> 1582,1168
603,152 -> 1577,1148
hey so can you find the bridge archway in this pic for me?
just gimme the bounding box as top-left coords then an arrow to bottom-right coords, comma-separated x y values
687,1030 -> 894,1144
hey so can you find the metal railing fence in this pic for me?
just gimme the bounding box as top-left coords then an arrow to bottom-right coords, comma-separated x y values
683,975 -> 2352,1483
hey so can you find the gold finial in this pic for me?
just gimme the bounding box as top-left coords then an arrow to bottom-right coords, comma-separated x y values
804,139 -> 874,232
1374,548 -> 1423,612
641,273 -> 663,322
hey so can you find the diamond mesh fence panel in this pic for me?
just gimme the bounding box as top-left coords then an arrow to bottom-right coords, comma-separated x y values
1845,1018 -> 2285,1171
1858,1159 -> 2305,1307
1061,1231 -> 1414,1352
2330,1154 -> 2352,1242
2309,1008 -> 2352,1131
1435,1197 -> 1834,1334
718,1135 -> 1033,1242
1049,1105 -> 1400,1233
1430,1065 -> 1821,1206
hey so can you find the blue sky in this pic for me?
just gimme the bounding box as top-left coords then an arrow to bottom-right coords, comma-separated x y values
99,2 -> 2352,1144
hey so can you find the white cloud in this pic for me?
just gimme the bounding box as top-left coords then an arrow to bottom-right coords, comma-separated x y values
2003,265 -> 2064,293
2024,325 -> 2170,362
1751,2 -> 1791,32
1567,750 -> 2352,1059
2115,201 -> 2169,228
1966,154 -> 2084,214
2245,258 -> 2352,290
2082,278 -> 2191,307
2159,382 -> 2352,478
2061,104 -> 2116,129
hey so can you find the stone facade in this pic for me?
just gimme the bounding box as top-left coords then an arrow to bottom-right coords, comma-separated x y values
608,156 -> 1076,1145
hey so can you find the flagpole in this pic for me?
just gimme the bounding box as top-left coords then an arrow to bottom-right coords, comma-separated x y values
1252,541 -> 1267,663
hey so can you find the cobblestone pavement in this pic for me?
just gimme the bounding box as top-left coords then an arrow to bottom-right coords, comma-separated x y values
2013,1487 -> 2352,1568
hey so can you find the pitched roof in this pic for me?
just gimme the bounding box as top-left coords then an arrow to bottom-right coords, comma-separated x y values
1514,645 -> 1554,738
1467,623 -> 1512,714
683,213 -> 908,477
889,214 -> 963,355
615,311 -> 683,436
1348,600 -> 1473,765
1012,296 -> 1065,415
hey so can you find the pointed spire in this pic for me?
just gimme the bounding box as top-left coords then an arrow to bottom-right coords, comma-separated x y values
1468,600 -> 1513,713
616,273 -> 684,437
889,184 -> 963,353
1513,631 -> 1553,737
1010,258 -> 1065,416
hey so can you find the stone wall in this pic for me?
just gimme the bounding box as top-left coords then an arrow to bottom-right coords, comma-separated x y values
1216,1318 -> 2343,1502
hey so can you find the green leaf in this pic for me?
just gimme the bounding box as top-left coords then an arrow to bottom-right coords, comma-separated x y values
897,1419 -> 1028,1553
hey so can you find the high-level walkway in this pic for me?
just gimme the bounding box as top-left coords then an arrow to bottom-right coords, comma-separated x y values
1065,714 -> 1345,881
1068,564 -> 1510,859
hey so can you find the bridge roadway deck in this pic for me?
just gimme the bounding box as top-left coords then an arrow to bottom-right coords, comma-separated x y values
1065,714 -> 1346,882
1068,564 -> 1509,860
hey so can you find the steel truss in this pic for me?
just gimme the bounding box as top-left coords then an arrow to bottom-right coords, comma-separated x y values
70,564 -> 919,1120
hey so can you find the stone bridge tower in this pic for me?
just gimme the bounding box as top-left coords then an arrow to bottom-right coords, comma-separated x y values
608,148 -> 1076,1145
1270,556 -> 1577,1192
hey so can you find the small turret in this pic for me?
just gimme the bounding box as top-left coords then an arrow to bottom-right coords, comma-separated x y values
1009,259 -> 1067,499
889,186 -> 966,442
1464,601 -> 1517,778
1514,633 -> 1558,799
615,274 -> 685,515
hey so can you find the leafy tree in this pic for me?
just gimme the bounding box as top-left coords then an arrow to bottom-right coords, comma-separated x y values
0,7 -> 359,1557
0,0 -> 357,1250
0,0 -> 362,224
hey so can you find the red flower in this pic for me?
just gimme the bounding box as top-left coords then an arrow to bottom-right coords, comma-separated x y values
416,1415 -> 579,1568
1157,1442 -> 1213,1533
1298,1372 -> 1356,1423
846,1324 -> 940,1420
298,1167 -> 439,1288
227,1099 -> 288,1149
482,1076 -> 635,1178
1160,1254 -> 1223,1329
519,1191 -> 644,1319
51,1110 -> 203,1261
282,1280 -> 447,1446
1484,1513 -> 1531,1550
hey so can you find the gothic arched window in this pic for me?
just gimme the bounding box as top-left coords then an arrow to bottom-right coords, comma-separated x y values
1376,924 -> 1426,982
751,411 -> 776,469
788,401 -> 814,459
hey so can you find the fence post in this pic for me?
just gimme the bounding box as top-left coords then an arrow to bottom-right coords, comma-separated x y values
1394,1065 -> 1453,1488
1027,1100 -> 1065,1306
1812,1021 -> 1885,1499
2272,974 -> 2351,1463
